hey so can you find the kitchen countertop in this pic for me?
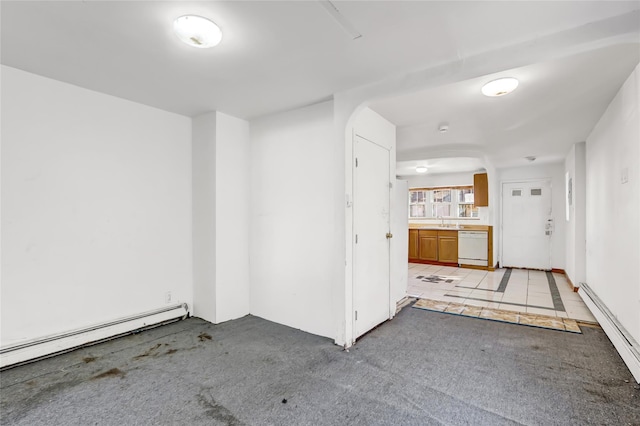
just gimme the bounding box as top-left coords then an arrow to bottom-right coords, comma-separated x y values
408,224 -> 490,231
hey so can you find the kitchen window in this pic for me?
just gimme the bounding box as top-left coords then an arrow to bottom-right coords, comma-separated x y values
409,187 -> 479,219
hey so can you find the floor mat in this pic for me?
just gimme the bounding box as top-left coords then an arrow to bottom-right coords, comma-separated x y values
412,298 -> 581,333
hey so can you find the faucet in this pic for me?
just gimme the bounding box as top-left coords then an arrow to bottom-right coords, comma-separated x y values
438,215 -> 444,227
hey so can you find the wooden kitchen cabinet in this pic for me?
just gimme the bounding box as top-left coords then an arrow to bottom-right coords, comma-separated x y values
408,229 -> 419,261
418,230 -> 438,261
474,173 -> 489,207
437,230 -> 458,263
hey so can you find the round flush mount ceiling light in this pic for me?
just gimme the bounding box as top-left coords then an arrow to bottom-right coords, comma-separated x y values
174,15 -> 222,48
416,166 -> 428,173
481,77 -> 519,97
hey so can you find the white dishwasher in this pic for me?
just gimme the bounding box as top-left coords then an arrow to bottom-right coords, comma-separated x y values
458,231 -> 488,266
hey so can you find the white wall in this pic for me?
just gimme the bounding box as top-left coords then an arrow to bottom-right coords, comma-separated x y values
585,63 -> 640,344
250,100 -> 337,339
497,162 -> 566,270
392,179 -> 409,303
192,111 -> 250,324
1,66 -> 193,346
215,112 -> 250,322
403,171 -> 474,189
192,112 -> 217,323
564,142 -> 586,287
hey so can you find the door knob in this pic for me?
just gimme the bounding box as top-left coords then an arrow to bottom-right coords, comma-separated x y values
386,233 -> 393,239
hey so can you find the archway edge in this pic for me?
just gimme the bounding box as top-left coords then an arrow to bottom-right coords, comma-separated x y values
332,11 -> 639,346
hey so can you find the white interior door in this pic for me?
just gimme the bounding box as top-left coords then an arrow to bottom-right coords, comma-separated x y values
501,180 -> 553,270
353,135 -> 390,339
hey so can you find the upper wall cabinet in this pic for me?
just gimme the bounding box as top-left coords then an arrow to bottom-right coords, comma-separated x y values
474,173 -> 489,207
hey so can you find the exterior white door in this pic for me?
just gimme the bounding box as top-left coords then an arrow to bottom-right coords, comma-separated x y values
501,180 -> 553,270
353,135 -> 390,339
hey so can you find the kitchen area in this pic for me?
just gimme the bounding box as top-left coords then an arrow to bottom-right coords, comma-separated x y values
407,170 -> 493,270
402,167 -> 596,325
408,224 -> 492,270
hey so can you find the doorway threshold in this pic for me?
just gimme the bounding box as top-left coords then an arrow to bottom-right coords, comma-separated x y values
412,298 -> 582,334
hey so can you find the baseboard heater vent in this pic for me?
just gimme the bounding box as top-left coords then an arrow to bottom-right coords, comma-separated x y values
579,284 -> 640,383
0,303 -> 189,370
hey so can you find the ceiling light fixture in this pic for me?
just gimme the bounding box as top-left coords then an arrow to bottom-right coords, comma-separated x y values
525,156 -> 536,162
416,166 -> 428,173
174,15 -> 222,49
481,77 -> 519,97
438,123 -> 449,133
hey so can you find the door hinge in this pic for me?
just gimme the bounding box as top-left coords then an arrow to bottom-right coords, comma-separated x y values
355,234 -> 358,244
355,158 -> 358,167
355,311 -> 358,320
389,182 -> 393,189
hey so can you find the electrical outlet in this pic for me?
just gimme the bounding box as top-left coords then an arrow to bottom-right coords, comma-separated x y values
165,291 -> 172,304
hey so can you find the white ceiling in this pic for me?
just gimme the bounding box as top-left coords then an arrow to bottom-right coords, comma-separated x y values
373,42 -> 640,170
397,158 -> 486,176
2,1 -> 639,169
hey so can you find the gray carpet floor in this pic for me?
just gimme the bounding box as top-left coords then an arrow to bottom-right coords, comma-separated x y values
1,305 -> 639,425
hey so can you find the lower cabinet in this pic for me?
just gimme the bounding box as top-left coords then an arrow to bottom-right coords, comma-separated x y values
437,231 -> 458,263
408,229 -> 419,260
408,229 -> 458,264
418,230 -> 438,261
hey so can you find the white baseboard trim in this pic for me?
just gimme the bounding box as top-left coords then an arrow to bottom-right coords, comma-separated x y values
579,285 -> 640,383
0,303 -> 189,369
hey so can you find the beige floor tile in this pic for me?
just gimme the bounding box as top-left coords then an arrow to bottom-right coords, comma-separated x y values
480,309 -> 520,323
470,291 -> 503,302
444,303 -> 467,314
501,295 -> 527,304
463,299 -> 490,308
563,299 -> 589,307
527,283 -> 550,291
567,309 -> 597,322
446,289 -> 473,297
559,292 -> 579,301
519,314 -> 565,331
498,303 -> 524,312
413,299 -> 449,312
563,319 -> 582,333
528,270 -> 547,278
526,306 -> 557,316
460,305 -> 483,317
555,311 -> 569,318
477,284 -> 502,291
527,288 -> 551,295
439,295 -> 469,303
527,295 -> 554,308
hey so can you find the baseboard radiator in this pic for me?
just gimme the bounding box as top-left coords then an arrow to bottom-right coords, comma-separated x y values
0,303 -> 189,370
579,284 -> 640,383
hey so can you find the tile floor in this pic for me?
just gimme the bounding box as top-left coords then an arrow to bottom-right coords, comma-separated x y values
407,263 -> 598,323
